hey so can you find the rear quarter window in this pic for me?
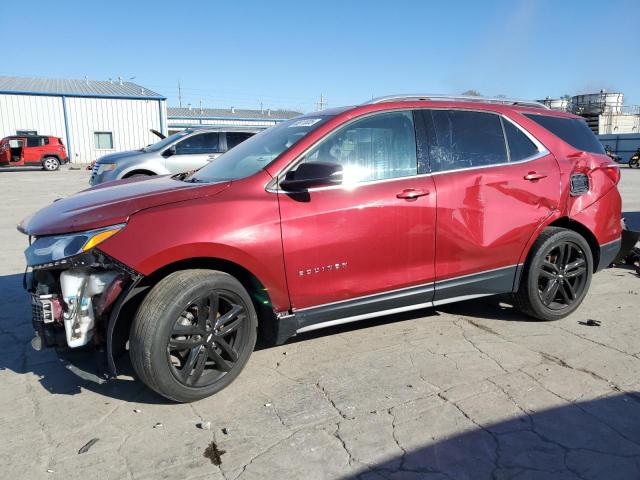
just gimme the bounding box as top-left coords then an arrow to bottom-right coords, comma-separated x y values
502,120 -> 539,161
524,114 -> 604,154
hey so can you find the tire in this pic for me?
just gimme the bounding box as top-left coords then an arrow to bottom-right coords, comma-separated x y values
630,158 -> 639,169
42,156 -> 60,171
126,173 -> 151,178
129,269 -> 257,402
513,227 -> 593,321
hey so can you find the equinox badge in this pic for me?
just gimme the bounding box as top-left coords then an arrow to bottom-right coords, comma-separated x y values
299,262 -> 348,277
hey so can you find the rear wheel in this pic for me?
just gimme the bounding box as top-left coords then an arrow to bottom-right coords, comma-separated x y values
42,157 -> 60,171
129,270 -> 257,402
514,227 -> 592,321
630,157 -> 639,169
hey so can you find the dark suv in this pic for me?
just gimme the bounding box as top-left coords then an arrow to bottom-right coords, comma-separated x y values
0,135 -> 68,170
20,95 -> 622,402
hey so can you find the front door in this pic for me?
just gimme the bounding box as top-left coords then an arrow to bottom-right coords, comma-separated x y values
418,109 -> 561,301
8,138 -> 26,165
278,110 -> 437,327
165,131 -> 222,173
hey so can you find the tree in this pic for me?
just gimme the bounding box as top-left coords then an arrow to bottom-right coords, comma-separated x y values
461,89 -> 482,97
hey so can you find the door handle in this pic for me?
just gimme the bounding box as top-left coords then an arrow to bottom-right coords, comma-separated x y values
396,188 -> 429,200
523,171 -> 547,181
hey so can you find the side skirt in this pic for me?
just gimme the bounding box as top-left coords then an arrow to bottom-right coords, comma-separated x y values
276,265 -> 519,339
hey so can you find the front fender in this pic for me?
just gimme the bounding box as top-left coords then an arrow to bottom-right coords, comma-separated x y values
97,176 -> 289,311
118,162 -> 167,178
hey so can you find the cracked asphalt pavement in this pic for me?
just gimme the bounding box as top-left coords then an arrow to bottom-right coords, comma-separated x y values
1,166 -> 639,480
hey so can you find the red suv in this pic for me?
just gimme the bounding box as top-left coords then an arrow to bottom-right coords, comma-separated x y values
19,95 -> 622,402
0,135 -> 68,170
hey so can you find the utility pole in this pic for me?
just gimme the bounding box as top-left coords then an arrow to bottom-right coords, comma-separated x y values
178,81 -> 183,108
316,93 -> 327,111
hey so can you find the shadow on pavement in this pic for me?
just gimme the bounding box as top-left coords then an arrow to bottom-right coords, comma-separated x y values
0,166 -> 48,172
343,392 -> 640,479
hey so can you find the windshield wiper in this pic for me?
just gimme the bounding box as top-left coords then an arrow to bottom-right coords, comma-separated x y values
183,177 -> 207,183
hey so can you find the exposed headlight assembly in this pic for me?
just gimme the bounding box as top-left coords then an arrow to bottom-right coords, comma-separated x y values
25,224 -> 125,267
96,163 -> 117,175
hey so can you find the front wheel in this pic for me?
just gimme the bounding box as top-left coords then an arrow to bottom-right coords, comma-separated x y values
129,270 -> 257,402
42,157 -> 60,171
513,227 -> 592,321
630,157 -> 640,169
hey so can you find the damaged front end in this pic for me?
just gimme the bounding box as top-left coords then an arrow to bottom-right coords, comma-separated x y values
24,224 -> 140,373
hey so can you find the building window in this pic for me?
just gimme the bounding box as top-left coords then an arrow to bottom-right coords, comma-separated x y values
94,132 -> 114,149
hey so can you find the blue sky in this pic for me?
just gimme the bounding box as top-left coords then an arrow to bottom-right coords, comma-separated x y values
1,0 -> 638,112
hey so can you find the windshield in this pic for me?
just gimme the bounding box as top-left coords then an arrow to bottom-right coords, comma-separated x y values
144,130 -> 191,152
186,116 -> 333,183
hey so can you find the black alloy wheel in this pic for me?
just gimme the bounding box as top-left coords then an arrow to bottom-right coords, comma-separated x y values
129,269 -> 257,402
537,241 -> 588,310
513,227 -> 593,321
167,290 -> 248,388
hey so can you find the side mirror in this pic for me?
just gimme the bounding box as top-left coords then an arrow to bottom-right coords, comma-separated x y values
280,162 -> 343,191
163,146 -> 176,158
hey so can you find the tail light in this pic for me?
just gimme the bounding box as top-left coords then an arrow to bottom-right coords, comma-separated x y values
602,164 -> 620,185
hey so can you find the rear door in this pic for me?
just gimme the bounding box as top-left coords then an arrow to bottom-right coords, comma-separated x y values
223,132 -> 254,152
165,131 -> 222,173
278,110 -> 437,326
23,136 -> 47,164
419,109 -> 561,301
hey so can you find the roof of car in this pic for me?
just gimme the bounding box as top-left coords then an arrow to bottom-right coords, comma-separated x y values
335,96 -> 582,120
0,75 -> 165,99
3,135 -> 57,139
182,126 -> 263,133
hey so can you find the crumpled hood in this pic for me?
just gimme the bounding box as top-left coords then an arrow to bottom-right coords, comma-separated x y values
19,176 -> 231,236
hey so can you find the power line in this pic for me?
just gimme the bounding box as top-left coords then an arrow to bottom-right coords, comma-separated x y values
316,94 -> 327,111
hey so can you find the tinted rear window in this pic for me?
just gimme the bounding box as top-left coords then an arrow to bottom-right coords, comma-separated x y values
524,114 -> 604,154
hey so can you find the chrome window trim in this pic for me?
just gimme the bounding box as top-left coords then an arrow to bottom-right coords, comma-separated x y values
266,107 -> 550,194
423,109 -> 549,175
429,150 -> 549,176
265,107 -> 421,193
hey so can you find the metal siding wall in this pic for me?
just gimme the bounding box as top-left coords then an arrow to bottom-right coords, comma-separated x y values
598,133 -> 640,161
66,97 -> 161,163
0,94 -> 66,142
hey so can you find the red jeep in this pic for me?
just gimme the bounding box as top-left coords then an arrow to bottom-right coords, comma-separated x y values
19,95 -> 622,402
0,135 -> 68,170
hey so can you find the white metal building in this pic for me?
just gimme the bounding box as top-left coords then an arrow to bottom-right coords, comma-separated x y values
167,106 -> 301,135
0,76 -> 167,164
538,91 -> 640,134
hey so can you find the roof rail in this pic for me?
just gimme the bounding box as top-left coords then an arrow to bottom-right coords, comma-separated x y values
364,94 -> 549,109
